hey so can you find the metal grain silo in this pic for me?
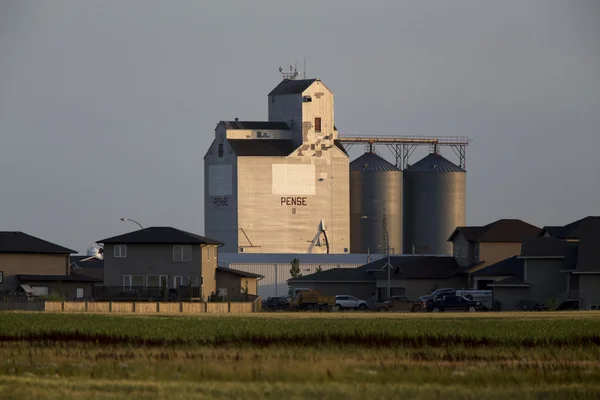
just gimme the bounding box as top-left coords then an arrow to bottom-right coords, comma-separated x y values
350,152 -> 403,255
403,153 -> 466,255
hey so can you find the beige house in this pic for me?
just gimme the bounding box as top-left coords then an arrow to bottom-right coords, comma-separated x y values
215,267 -> 262,300
98,227 -> 222,301
0,231 -> 96,299
448,219 -> 542,289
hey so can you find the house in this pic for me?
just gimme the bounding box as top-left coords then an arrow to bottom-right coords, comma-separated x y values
0,231 -> 97,299
97,227 -> 223,301
448,219 -> 542,287
542,216 -> 600,241
475,237 -> 577,310
289,255 -> 466,301
215,267 -> 262,300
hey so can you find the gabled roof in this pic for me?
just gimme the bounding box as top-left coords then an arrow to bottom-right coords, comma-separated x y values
472,256 -> 523,277
97,227 -> 222,245
350,152 -> 399,172
448,219 -> 542,243
17,274 -> 100,283
405,154 -> 464,173
220,121 -> 289,130
0,232 -> 75,254
227,139 -> 295,157
216,267 -> 263,279
289,265 -> 373,283
543,216 -> 600,240
268,79 -> 318,96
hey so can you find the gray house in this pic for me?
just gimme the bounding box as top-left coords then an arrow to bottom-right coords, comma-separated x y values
97,227 -> 222,301
289,255 -> 467,301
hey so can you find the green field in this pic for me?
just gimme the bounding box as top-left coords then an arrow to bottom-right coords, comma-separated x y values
1,312 -> 600,399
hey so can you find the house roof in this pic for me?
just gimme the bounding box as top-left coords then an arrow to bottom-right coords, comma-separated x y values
216,267 -> 263,279
472,256 -> 523,277
17,274 -> 100,283
71,268 -> 104,281
350,152 -> 399,172
289,265 -> 373,283
268,79 -> 318,96
405,154 -> 464,173
227,139 -> 295,157
543,216 -> 600,240
220,121 -> 289,130
97,227 -> 222,245
448,219 -> 542,243
488,276 -> 530,287
0,232 -> 75,254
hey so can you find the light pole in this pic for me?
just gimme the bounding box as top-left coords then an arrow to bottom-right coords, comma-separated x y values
120,218 -> 144,230
361,215 -> 392,301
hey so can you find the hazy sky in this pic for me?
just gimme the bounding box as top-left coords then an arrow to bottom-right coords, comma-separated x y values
1,1 -> 599,254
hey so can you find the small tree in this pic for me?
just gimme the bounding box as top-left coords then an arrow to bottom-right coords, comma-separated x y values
289,258 -> 302,296
160,277 -> 168,301
316,265 -> 323,273
241,279 -> 249,302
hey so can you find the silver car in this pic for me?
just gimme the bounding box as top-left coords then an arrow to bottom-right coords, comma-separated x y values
334,295 -> 368,311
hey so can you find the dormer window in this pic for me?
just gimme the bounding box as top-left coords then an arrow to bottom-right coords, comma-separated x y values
303,95 -> 312,102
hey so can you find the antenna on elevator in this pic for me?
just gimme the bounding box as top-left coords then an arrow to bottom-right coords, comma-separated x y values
279,63 -> 299,80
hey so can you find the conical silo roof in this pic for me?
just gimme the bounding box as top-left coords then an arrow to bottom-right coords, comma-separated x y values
350,152 -> 399,172
405,154 -> 464,173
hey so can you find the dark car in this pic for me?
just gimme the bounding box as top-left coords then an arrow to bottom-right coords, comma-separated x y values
516,300 -> 548,312
556,300 -> 579,311
427,295 -> 482,312
262,296 -> 290,311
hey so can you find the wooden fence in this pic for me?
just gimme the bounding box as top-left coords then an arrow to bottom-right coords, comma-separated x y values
0,298 -> 262,314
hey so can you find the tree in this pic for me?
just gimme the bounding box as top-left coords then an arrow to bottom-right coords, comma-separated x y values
289,258 -> 302,296
315,265 -> 323,273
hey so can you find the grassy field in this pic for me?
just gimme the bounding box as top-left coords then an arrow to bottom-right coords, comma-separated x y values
1,312 -> 599,399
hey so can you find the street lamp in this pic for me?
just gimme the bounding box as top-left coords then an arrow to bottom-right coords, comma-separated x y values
120,218 -> 144,230
361,215 -> 392,301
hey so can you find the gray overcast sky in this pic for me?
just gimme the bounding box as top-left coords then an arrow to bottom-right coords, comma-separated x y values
1,1 -> 599,253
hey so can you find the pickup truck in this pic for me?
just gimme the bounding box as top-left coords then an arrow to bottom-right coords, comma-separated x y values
426,294 -> 483,312
262,296 -> 290,311
375,296 -> 426,312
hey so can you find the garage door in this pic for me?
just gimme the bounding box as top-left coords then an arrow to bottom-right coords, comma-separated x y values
31,286 -> 49,296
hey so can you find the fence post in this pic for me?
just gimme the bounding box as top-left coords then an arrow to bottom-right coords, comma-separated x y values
85,301 -> 89,312
61,301 -> 65,312
109,301 -> 113,312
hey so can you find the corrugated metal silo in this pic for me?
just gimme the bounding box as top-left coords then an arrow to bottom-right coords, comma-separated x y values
350,152 -> 403,254
403,153 -> 466,255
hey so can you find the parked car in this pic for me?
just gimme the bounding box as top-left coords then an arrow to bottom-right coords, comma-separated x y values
556,300 -> 579,311
427,295 -> 482,312
516,300 -> 548,312
375,296 -> 426,312
334,295 -> 368,311
262,296 -> 290,311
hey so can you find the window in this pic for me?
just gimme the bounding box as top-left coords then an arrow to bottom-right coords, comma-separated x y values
214,246 -> 218,259
314,117 -> 322,132
173,245 -> 192,261
303,95 -> 312,102
189,275 -> 199,287
76,288 -> 84,299
201,275 -> 204,286
173,276 -> 183,288
114,245 -> 127,258
207,246 -> 211,261
218,143 -> 224,158
474,246 -> 479,258
132,275 -> 145,287
147,276 -> 160,287
0,271 -> 3,283
123,275 -> 132,289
